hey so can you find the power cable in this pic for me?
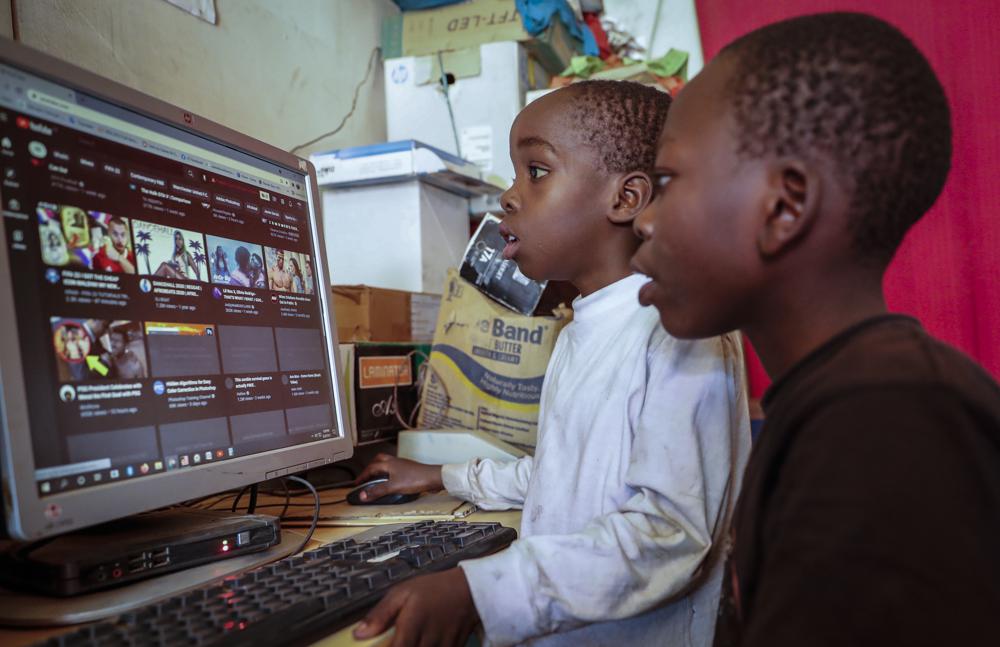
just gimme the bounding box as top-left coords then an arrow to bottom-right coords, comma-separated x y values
288,47 -> 381,156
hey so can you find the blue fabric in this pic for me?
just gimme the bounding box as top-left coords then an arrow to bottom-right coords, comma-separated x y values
392,0 -> 464,10
515,0 -> 599,56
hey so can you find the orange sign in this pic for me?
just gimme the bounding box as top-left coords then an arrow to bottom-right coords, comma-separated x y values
358,356 -> 412,389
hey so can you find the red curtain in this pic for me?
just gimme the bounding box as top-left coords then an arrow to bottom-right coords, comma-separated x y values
694,0 -> 1000,397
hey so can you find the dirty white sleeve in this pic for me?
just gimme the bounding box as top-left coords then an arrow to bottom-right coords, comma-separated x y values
441,456 -> 534,510
460,335 -> 743,646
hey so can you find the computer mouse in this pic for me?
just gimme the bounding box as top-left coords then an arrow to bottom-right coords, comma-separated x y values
346,477 -> 420,506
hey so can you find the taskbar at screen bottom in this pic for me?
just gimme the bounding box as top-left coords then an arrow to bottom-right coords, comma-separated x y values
37,444 -> 234,497
35,427 -> 337,498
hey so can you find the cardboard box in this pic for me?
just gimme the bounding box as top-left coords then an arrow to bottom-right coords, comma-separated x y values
384,41 -> 550,188
333,285 -> 441,343
340,342 -> 431,446
418,269 -> 570,452
381,0 -> 581,74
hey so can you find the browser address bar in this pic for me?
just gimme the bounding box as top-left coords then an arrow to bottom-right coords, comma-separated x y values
27,89 -> 294,191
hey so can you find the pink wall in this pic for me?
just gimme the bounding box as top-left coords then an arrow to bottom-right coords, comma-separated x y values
695,0 -> 1000,396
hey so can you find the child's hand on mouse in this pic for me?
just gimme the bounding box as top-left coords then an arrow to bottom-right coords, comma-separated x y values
354,454 -> 444,502
353,567 -> 478,646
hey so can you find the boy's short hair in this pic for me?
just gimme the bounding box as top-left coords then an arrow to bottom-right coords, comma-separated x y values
566,80 -> 671,173
720,12 -> 952,264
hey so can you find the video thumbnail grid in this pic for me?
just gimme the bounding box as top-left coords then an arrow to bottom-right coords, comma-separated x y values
49,318 -> 326,386
36,202 -> 316,296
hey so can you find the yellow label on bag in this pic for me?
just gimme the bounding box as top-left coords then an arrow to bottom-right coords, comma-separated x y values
418,269 -> 569,453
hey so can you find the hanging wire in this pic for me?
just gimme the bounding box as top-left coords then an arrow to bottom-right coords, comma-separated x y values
437,50 -> 463,158
283,475 -> 320,555
288,46 -> 381,155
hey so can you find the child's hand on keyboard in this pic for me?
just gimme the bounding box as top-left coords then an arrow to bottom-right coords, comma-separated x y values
354,454 -> 444,503
353,567 -> 479,647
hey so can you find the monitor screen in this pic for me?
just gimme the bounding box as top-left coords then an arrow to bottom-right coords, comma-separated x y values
0,42 -> 351,539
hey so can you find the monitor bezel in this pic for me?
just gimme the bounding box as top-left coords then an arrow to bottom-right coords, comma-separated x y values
0,38 -> 353,540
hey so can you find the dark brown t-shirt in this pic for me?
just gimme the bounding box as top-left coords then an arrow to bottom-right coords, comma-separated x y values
717,315 -> 1000,646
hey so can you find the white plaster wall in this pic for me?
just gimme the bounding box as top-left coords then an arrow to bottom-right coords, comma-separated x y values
1,0 -> 11,39
15,0 -> 396,155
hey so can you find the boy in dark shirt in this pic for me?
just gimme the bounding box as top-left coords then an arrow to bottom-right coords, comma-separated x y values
630,11 -> 1000,647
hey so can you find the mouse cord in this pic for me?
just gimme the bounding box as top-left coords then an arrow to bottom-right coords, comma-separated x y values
247,484 -> 259,514
278,477 -> 291,519
284,475 -> 320,555
228,482 -> 261,514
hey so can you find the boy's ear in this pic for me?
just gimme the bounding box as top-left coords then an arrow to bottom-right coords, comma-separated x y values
608,172 -> 652,225
757,161 -> 820,258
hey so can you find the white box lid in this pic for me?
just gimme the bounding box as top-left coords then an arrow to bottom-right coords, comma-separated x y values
311,140 -> 501,198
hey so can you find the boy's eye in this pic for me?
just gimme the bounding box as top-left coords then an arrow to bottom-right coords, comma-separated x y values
528,165 -> 549,180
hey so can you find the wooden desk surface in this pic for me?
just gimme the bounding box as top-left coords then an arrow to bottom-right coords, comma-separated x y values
0,489 -> 522,647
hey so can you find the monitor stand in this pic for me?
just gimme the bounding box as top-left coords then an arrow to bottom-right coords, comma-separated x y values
0,508 -> 302,627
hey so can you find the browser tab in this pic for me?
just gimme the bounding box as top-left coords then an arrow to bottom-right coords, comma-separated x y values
214,194 -> 242,209
128,170 -> 166,187
6,64 -> 303,199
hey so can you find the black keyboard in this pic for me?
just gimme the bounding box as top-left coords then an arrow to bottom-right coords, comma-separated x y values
39,520 -> 516,647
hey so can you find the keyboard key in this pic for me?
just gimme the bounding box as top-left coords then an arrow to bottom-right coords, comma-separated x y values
398,546 -> 436,567
385,561 -> 413,580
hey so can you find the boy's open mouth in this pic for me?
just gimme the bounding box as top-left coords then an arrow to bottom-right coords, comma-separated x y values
498,222 -> 520,259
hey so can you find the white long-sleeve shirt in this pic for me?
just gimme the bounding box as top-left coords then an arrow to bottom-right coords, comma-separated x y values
442,273 -> 751,646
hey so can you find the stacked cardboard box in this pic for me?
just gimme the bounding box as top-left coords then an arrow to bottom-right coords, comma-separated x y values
333,285 -> 441,343
333,284 -> 441,445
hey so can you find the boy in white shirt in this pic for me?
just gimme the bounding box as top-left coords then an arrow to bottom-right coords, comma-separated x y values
353,81 -> 751,647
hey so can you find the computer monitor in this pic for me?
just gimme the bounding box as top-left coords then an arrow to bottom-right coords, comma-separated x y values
0,39 -> 352,541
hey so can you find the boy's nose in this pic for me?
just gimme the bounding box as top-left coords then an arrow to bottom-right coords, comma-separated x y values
500,187 -> 518,214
